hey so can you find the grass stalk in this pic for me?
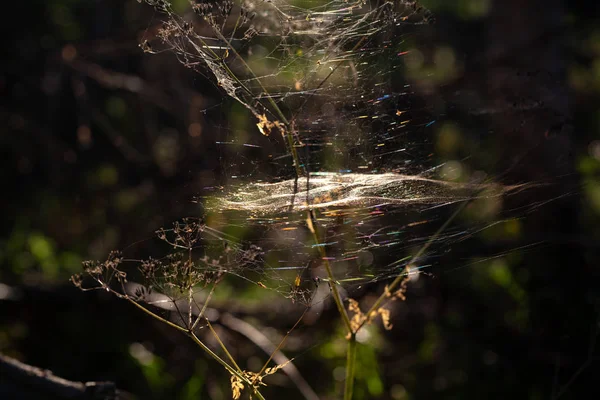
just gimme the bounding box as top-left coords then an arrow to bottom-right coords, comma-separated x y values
344,333 -> 357,400
308,210 -> 355,398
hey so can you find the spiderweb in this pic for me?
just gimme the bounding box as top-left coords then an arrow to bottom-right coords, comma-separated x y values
82,0 -> 541,313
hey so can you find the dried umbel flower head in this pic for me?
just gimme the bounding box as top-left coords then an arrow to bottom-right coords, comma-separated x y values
71,215 -> 274,313
138,252 -> 225,296
157,217 -> 205,250
72,251 -> 126,293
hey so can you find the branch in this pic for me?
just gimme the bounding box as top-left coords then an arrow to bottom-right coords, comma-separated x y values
0,353 -> 121,399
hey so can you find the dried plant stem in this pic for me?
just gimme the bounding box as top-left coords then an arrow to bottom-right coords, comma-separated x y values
222,312 -> 319,400
190,332 -> 267,400
124,297 -> 265,399
205,318 -> 243,373
125,296 -> 189,334
209,25 -> 306,179
255,307 -> 309,379
212,21 -> 353,390
209,16 -> 355,398
251,55 -> 356,398
209,26 -> 290,125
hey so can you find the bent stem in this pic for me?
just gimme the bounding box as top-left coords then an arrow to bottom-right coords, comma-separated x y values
215,20 -> 357,398
192,9 -> 358,397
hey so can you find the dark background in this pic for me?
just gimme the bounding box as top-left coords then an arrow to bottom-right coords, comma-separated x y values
1,0 -> 599,399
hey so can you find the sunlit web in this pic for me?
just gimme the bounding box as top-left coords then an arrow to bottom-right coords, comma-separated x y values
132,0 -> 540,307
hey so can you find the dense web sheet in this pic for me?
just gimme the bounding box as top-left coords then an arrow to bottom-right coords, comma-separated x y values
79,0 -> 542,315
215,173 -> 530,213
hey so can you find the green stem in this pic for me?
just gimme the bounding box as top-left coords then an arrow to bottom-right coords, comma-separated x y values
205,318 -> 243,373
344,333 -> 357,400
191,280 -> 219,331
307,211 -> 353,334
188,331 -> 238,377
125,297 -> 188,333
126,298 -> 233,374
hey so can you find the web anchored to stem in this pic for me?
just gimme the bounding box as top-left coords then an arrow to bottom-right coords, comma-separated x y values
72,0 -> 548,399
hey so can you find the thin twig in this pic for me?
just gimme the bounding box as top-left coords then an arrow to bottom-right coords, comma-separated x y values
125,296 -> 262,396
191,280 -> 220,331
205,318 -> 243,374
357,199 -> 470,331
221,312 -> 319,400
